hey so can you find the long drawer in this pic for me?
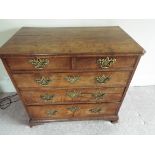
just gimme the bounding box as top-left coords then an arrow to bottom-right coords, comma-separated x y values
27,103 -> 119,120
21,87 -> 124,105
12,71 -> 131,88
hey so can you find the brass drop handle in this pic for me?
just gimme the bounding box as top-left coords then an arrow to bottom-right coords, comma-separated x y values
65,75 -> 80,84
35,76 -> 52,86
97,57 -> 116,69
92,91 -> 105,100
95,75 -> 110,84
46,110 -> 58,116
89,107 -> 102,113
40,94 -> 54,101
29,58 -> 49,69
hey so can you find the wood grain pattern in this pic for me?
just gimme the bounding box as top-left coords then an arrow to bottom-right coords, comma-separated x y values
12,71 -> 131,88
75,56 -> 137,70
27,103 -> 119,120
0,27 -> 144,56
5,56 -> 71,70
5,55 -> 137,71
21,88 -> 124,105
0,27 -> 144,126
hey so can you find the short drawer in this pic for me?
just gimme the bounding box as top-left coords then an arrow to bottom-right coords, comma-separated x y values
21,87 -> 124,105
5,56 -> 71,70
13,71 -> 131,89
27,103 -> 119,120
75,56 -> 137,70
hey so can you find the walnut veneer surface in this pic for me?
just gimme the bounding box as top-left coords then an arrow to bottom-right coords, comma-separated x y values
0,26 -> 144,126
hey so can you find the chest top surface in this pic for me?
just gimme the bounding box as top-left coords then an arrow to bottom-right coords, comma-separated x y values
0,26 -> 144,56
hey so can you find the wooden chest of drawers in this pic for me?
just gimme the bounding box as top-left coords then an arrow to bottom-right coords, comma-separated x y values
0,27 -> 144,126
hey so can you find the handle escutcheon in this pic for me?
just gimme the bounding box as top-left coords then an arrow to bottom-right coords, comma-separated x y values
35,76 -> 52,86
92,91 -> 105,100
29,58 -> 49,69
97,57 -> 116,69
46,110 -> 58,116
40,94 -> 54,101
96,75 -> 110,84
89,107 -> 102,113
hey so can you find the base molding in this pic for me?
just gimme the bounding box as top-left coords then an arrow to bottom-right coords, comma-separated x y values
29,115 -> 119,127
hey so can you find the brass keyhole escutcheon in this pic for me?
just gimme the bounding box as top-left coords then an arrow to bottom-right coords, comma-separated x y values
65,75 -> 80,84
35,76 -> 52,86
66,90 -> 81,99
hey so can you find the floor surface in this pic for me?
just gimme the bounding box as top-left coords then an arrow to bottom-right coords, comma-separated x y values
0,86 -> 155,135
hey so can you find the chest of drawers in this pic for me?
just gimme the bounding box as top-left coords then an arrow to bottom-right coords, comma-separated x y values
0,26 -> 144,126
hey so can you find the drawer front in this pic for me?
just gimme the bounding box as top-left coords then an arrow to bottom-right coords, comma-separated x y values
27,103 -> 119,119
75,56 -> 137,70
21,88 -> 124,105
13,71 -> 131,88
6,56 -> 71,70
